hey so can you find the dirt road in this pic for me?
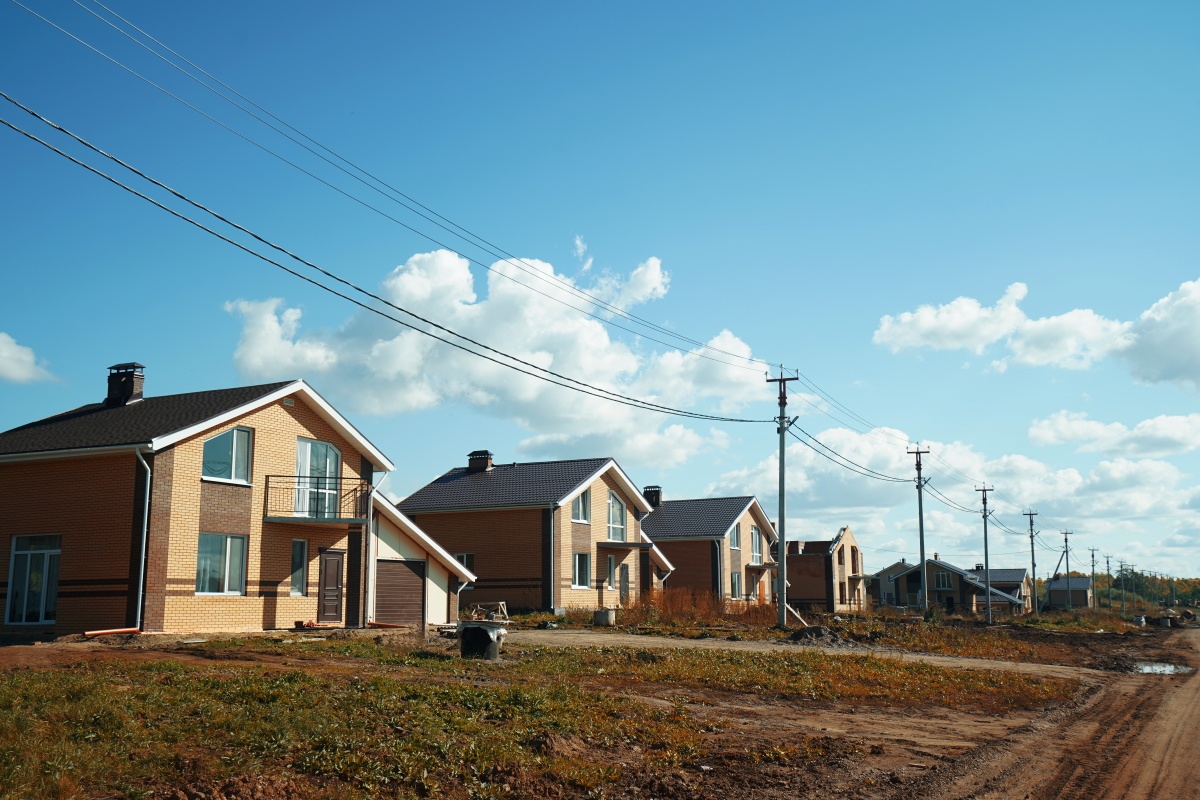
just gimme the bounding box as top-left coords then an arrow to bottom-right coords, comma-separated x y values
510,627 -> 1200,799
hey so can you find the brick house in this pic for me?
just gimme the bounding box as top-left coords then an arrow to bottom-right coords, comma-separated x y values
782,526 -> 867,613
890,557 -> 1028,615
0,363 -> 472,634
638,488 -> 778,604
398,451 -> 673,613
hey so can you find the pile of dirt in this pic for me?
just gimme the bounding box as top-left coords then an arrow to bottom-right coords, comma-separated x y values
789,625 -> 861,649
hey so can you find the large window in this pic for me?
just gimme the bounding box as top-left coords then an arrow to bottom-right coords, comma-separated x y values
196,533 -> 247,595
573,553 -> 592,589
729,522 -> 741,549
202,427 -> 252,482
751,526 -> 763,564
290,540 -> 308,596
730,572 -> 742,600
7,535 -> 60,624
607,493 -> 626,542
571,489 -> 591,523
935,570 -> 952,590
297,439 -> 341,518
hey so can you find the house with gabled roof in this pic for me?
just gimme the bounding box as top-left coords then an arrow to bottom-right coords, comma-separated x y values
891,556 -> 1028,615
0,362 -> 474,635
398,450 -> 673,613
638,488 -> 777,605
782,526 -> 867,613
1044,575 -> 1092,611
870,559 -> 914,607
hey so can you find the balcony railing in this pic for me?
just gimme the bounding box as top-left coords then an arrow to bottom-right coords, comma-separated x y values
264,475 -> 371,524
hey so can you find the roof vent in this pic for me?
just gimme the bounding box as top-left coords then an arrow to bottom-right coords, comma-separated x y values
642,485 -> 663,509
105,362 -> 145,408
467,450 -> 493,473
975,563 -> 984,571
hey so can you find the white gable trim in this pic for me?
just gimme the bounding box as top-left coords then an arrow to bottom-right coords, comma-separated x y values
556,459 -> 653,514
745,498 -> 779,543
151,380 -> 394,471
372,494 -> 476,582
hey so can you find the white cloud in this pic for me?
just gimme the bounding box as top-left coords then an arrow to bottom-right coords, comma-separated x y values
226,250 -> 756,468
1030,410 -> 1200,458
1120,279 -> 1200,388
572,235 -> 587,259
0,333 -> 52,383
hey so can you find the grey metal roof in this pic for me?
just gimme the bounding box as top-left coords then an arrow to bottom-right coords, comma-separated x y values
0,382 -> 294,457
640,497 -> 754,541
398,457 -> 613,512
1045,576 -> 1093,591
966,567 -> 1028,585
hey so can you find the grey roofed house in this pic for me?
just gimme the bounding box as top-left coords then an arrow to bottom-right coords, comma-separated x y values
639,496 -> 761,540
892,558 -> 1025,606
1044,576 -> 1093,592
398,456 -> 616,512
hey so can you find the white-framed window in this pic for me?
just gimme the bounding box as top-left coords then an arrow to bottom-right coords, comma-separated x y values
573,553 -> 592,589
606,555 -> 616,589
572,489 -> 591,523
749,577 -> 759,601
6,535 -> 60,625
935,570 -> 952,590
290,539 -> 308,596
196,533 -> 247,595
729,522 -> 741,549
454,553 -> 475,589
202,427 -> 252,483
731,572 -> 742,600
751,526 -> 763,564
607,493 -> 626,542
296,438 -> 341,518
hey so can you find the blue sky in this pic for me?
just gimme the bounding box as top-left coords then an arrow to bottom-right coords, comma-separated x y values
3,2 -> 1199,580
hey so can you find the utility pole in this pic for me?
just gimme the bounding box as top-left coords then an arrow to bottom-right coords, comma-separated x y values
1024,510 -> 1038,613
1104,554 -> 1113,611
909,446 -> 930,612
977,486 -> 994,624
767,371 -> 797,630
1120,561 -> 1129,615
1062,531 -> 1073,611
1089,548 -> 1098,610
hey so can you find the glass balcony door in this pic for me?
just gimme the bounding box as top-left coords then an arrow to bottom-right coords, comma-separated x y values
296,439 -> 341,519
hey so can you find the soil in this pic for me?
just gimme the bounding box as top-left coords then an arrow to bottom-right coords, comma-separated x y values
0,624 -> 1195,799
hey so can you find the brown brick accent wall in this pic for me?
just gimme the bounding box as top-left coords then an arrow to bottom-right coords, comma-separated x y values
655,540 -> 716,595
0,452 -> 139,634
786,553 -> 830,608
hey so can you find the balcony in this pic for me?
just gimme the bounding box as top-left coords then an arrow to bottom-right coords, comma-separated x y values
264,475 -> 371,525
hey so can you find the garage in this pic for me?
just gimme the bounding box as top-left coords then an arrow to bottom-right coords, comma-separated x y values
374,560 -> 426,628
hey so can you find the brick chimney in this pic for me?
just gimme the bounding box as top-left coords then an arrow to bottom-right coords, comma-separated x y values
642,485 -> 662,509
105,362 -> 145,408
466,450 -> 493,473
975,563 -> 984,571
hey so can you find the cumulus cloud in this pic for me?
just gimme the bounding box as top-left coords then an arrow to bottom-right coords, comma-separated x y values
0,332 -> 53,383
1030,410 -> 1200,458
874,282 -> 1132,371
1119,279 -> 1200,388
225,250 -> 757,468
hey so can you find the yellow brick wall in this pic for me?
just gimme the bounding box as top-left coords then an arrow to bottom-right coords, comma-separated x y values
556,472 -> 642,609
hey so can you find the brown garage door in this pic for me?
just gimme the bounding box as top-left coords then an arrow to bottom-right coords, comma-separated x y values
375,560 -> 425,628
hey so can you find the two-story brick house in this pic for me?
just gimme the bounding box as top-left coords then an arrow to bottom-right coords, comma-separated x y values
782,526 -> 867,612
638,488 -> 778,604
398,450 -> 673,612
0,363 -> 452,634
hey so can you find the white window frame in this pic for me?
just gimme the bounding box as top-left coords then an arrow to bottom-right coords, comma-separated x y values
935,570 -> 952,590
607,492 -> 626,542
749,576 -> 759,601
296,438 -> 341,518
454,553 -> 475,589
6,535 -> 61,625
290,539 -> 308,597
751,526 -> 762,564
606,555 -> 616,589
729,522 -> 741,550
573,553 -> 592,589
195,533 -> 248,596
201,427 -> 252,484
571,489 -> 591,523
731,572 -> 742,600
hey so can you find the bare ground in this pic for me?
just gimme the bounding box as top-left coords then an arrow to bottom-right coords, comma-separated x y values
0,624 -> 1195,799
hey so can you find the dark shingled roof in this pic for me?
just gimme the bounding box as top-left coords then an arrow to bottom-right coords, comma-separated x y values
0,382 -> 294,456
398,458 -> 613,512
967,567 -> 1027,585
640,497 -> 754,541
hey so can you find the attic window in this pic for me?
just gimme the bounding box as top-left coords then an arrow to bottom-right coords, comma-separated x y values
202,427 -> 252,483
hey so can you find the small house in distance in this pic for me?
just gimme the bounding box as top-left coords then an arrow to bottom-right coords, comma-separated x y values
889,557 -> 1028,615
1043,575 -> 1093,610
639,488 -> 778,604
782,526 -> 867,613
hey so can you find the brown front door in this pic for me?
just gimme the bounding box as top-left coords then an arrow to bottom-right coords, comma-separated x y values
318,550 -> 344,623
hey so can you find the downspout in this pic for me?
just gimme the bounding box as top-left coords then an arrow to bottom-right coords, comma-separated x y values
134,448 -> 152,632
548,503 -> 555,614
